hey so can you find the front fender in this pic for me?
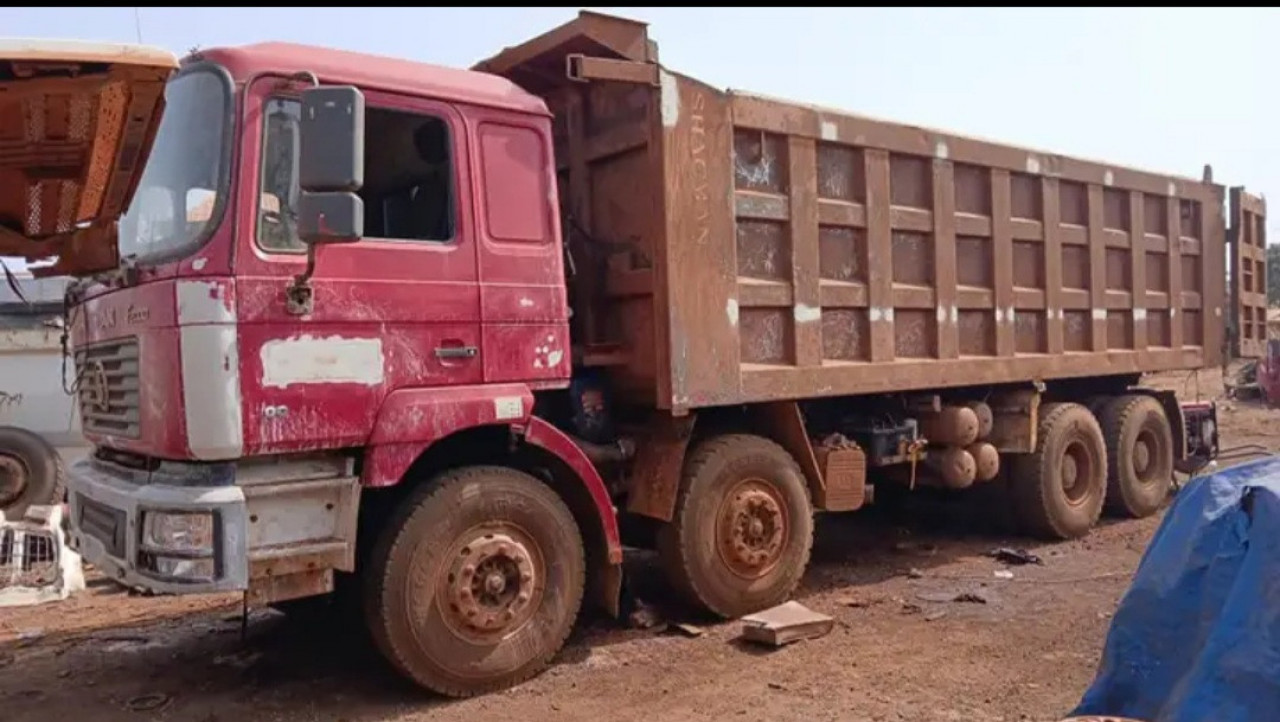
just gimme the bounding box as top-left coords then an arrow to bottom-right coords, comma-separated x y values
361,385 -> 624,615
520,415 -> 623,565
362,383 -> 534,488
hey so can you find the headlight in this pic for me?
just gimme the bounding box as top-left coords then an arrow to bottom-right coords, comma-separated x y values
141,511 -> 215,554
140,554 -> 216,582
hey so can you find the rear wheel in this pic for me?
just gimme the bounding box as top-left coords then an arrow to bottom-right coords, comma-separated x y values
657,434 -> 813,618
1100,394 -> 1174,518
1009,403 -> 1107,540
364,466 -> 584,698
0,427 -> 64,521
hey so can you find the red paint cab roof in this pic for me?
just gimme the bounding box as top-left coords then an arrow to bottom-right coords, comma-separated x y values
194,42 -> 550,116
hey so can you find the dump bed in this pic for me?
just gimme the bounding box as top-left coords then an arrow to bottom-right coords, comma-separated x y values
478,12 -> 1261,414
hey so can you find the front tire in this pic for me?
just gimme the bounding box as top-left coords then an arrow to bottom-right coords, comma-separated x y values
1009,403 -> 1107,540
657,434 -> 814,618
364,466 -> 585,698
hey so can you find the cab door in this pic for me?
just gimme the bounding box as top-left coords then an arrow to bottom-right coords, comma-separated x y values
1229,187 -> 1268,359
233,76 -> 482,455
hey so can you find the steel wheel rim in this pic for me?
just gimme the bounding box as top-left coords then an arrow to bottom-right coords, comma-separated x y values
436,522 -> 546,644
0,454 -> 27,507
1061,438 -> 1096,506
716,477 -> 789,580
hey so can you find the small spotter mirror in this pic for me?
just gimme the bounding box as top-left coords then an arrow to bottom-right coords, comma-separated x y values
298,191 -> 363,245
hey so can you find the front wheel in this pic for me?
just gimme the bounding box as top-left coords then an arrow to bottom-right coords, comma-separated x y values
657,434 -> 814,618
364,466 -> 585,698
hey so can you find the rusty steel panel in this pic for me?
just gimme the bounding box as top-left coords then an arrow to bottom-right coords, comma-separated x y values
0,45 -> 175,276
721,92 -> 1227,406
1229,187 -> 1267,359
484,12 -> 1236,413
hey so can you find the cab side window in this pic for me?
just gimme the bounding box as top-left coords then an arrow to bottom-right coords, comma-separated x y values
257,98 -> 457,252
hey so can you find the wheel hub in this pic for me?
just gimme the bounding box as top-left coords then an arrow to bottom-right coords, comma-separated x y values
0,454 -> 26,507
1061,454 -> 1079,488
1060,439 -> 1096,506
1133,437 -> 1152,475
718,481 -> 787,579
443,532 -> 540,637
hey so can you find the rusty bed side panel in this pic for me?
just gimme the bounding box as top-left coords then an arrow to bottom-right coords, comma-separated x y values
1229,187 -> 1267,359
657,73 -> 739,410
657,84 -> 1227,407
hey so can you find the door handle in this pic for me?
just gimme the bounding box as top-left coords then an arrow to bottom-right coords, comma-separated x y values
435,345 -> 478,360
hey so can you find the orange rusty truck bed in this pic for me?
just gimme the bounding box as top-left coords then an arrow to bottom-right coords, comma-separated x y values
477,12 -> 1265,414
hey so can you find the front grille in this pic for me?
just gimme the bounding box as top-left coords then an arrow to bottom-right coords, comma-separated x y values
75,337 -> 141,438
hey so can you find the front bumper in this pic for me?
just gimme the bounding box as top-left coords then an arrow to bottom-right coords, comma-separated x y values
66,457 -> 250,594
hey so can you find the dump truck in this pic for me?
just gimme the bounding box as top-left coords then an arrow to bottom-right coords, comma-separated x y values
0,13 -> 1261,697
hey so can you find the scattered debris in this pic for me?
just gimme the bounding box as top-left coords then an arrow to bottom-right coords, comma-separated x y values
916,589 -> 991,605
0,504 -> 85,608
125,693 -> 172,712
212,649 -> 263,670
916,591 -> 959,603
672,623 -> 705,638
837,596 -> 877,609
740,601 -> 834,647
627,599 -> 665,631
893,540 -> 940,556
986,547 -> 1043,566
994,570 -> 1015,580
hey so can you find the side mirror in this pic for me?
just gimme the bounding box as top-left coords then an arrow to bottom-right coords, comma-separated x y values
297,85 -> 365,245
297,191 -> 363,245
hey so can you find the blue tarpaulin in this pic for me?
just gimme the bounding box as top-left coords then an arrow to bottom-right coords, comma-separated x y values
1072,455 -> 1280,722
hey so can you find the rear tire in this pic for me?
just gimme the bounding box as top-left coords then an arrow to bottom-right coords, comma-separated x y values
657,434 -> 813,618
364,466 -> 584,698
0,426 -> 64,521
1099,394 -> 1173,518
1009,403 -> 1107,540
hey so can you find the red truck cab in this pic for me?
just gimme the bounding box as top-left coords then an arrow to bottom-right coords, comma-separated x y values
3,33 -> 624,697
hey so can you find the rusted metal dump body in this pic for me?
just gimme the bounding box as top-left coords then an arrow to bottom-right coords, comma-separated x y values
479,13 -> 1230,415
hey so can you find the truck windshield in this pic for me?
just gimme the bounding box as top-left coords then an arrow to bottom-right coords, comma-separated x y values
117,66 -> 232,264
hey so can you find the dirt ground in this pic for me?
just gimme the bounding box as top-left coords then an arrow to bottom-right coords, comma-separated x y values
2,366 -> 1275,722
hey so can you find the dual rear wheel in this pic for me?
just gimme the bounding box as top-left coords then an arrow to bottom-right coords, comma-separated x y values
1010,396 -> 1174,540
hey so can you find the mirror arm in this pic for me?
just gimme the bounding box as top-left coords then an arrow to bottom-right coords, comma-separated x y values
290,70 -> 320,88
281,71 -> 322,317
286,247 -> 318,316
